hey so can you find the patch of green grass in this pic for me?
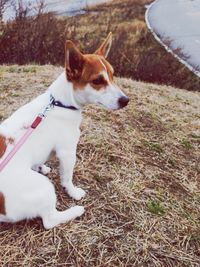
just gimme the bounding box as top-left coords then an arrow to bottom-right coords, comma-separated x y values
7,66 -> 37,73
168,157 -> 177,167
191,134 -> 200,139
147,200 -> 165,216
22,66 -> 37,73
11,93 -> 20,97
8,66 -> 19,73
179,138 -> 193,149
180,209 -> 199,225
144,141 -> 163,154
0,67 -> 4,73
129,182 -> 144,192
42,80 -> 51,87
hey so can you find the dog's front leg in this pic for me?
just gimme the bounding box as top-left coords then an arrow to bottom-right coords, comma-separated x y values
56,149 -> 86,200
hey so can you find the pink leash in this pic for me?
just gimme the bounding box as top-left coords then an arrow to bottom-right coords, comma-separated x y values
0,99 -> 54,172
0,116 -> 42,172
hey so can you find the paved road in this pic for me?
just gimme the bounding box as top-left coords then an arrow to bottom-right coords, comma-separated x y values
146,0 -> 200,77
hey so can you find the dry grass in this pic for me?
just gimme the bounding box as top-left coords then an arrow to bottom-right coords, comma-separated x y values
0,65 -> 200,266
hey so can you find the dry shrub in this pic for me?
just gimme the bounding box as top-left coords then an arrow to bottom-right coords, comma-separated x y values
0,12 -> 66,64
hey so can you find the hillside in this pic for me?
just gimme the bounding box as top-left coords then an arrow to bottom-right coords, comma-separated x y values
0,65 -> 200,266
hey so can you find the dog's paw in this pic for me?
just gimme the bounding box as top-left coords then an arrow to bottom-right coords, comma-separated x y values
32,164 -> 51,175
71,205 -> 85,217
41,165 -> 51,175
67,187 -> 86,201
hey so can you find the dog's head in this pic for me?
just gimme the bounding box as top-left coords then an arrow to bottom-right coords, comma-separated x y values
65,33 -> 129,110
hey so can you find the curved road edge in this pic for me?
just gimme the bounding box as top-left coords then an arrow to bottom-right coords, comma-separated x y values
145,0 -> 200,78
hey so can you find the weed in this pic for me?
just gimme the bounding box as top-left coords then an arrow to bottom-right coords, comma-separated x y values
8,66 -> 19,73
168,157 -> 177,167
147,199 -> 165,216
191,134 -> 200,139
7,66 -> 37,73
22,66 -> 37,73
144,141 -> 163,153
179,138 -> 193,149
11,93 -> 20,97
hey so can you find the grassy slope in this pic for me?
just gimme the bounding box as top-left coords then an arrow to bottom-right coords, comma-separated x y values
0,65 -> 200,266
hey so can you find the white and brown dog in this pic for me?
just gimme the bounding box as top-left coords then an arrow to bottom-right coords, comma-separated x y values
0,33 -> 129,229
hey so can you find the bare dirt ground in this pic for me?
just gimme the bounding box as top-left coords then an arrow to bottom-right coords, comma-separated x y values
0,65 -> 200,266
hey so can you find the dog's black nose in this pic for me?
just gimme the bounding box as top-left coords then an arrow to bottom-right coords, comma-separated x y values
118,96 -> 129,108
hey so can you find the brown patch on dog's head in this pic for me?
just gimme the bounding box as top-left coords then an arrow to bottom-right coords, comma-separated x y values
0,192 -> 6,215
65,33 -> 114,90
72,54 -> 114,90
0,135 -> 7,158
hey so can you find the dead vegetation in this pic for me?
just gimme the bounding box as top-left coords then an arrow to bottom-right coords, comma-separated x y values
0,65 -> 200,266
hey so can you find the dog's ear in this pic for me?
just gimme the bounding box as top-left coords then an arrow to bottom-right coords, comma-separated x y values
65,40 -> 84,81
95,32 -> 112,58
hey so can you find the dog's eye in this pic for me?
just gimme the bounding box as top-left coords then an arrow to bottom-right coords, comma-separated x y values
92,76 -> 105,85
